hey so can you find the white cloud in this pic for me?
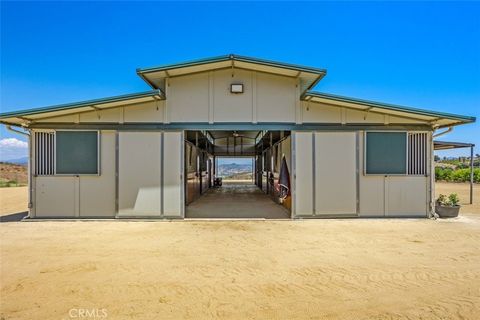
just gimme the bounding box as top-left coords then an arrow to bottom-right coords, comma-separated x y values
0,138 -> 28,161
0,138 -> 28,149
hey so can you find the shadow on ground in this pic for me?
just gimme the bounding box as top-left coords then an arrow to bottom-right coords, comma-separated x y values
0,211 -> 28,223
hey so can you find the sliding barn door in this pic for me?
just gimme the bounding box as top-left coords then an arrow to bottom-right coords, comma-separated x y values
293,131 -> 358,217
118,132 -> 162,217
314,132 -> 357,216
293,132 -> 314,216
163,131 -> 183,217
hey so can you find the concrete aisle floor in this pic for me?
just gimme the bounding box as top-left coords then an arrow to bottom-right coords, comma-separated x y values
186,182 -> 290,219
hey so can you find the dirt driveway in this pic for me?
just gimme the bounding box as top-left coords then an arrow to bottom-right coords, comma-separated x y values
1,184 -> 479,319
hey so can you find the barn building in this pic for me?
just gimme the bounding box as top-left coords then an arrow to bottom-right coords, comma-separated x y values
0,55 -> 475,219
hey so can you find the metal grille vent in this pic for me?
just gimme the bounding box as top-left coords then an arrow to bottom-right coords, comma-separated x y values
408,132 -> 427,175
34,132 -> 55,175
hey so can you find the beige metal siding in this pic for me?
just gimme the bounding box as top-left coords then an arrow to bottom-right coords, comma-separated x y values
213,69 -> 253,122
124,101 -> 165,123
345,109 -> 385,123
302,102 -> 342,123
163,131 -> 183,217
256,73 -> 296,122
118,132 -> 162,216
314,132 -> 357,215
359,176 -> 385,216
386,176 -> 428,216
80,108 -> 122,123
169,73 -> 209,122
168,70 -> 296,123
35,114 -> 79,123
35,177 -> 76,217
301,101 -> 428,125
79,131 -> 116,217
293,132 -> 314,216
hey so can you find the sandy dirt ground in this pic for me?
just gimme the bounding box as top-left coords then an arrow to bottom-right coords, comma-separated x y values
0,187 -> 28,216
0,184 -> 479,319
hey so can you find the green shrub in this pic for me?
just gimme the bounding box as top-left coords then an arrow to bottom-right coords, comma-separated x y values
448,193 -> 460,206
435,167 -> 480,183
435,167 -> 453,181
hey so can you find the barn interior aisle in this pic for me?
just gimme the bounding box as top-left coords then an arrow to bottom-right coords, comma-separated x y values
185,181 -> 290,219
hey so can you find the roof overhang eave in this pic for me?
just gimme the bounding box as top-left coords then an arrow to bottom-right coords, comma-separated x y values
304,91 -> 476,128
434,140 -> 475,150
0,90 -> 164,127
136,55 -> 327,95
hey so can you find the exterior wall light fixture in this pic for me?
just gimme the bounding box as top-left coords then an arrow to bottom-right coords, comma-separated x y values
230,84 -> 244,94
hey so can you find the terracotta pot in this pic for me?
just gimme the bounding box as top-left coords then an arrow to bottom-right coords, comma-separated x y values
435,205 -> 460,218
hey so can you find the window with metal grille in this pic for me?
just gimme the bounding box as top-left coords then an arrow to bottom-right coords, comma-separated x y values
408,132 -> 428,175
34,131 -> 55,175
365,131 -> 428,176
34,130 -> 99,175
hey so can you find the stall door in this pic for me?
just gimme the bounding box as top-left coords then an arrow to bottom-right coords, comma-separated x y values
163,131 -> 183,217
118,132 -> 162,217
293,131 -> 358,217
314,132 -> 357,215
293,132 -> 314,216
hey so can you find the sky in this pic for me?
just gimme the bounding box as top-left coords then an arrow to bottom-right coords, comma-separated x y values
1,1 -> 479,160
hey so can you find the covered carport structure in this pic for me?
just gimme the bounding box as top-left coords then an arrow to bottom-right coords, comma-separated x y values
434,140 -> 476,204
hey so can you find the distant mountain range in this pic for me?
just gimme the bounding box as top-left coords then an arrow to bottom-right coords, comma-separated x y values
217,163 -> 252,178
0,157 -> 28,165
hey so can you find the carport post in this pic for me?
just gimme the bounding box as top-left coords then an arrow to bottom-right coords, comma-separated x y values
470,145 -> 474,204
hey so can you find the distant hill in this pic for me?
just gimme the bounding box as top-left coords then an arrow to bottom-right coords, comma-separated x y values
1,157 -> 28,165
0,162 -> 28,187
217,163 -> 252,179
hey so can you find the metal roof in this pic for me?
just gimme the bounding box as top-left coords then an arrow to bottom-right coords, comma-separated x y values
303,91 -> 476,128
137,54 -> 327,94
434,140 -> 475,150
0,90 -> 164,126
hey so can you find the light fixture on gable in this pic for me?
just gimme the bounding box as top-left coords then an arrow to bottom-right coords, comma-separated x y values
230,83 -> 243,94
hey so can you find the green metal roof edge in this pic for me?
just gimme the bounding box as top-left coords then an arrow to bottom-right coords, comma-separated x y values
0,90 -> 163,119
304,91 -> 476,123
136,54 -> 327,75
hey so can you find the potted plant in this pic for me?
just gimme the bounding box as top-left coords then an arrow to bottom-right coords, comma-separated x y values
435,193 -> 461,218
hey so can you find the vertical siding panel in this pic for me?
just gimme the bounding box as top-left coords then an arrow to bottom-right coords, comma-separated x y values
415,133 -> 422,174
419,134 -> 422,175
34,133 -> 37,175
47,133 -> 50,175
420,133 -> 423,175
40,133 -> 44,175
415,134 -> 418,174
425,133 -> 427,174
